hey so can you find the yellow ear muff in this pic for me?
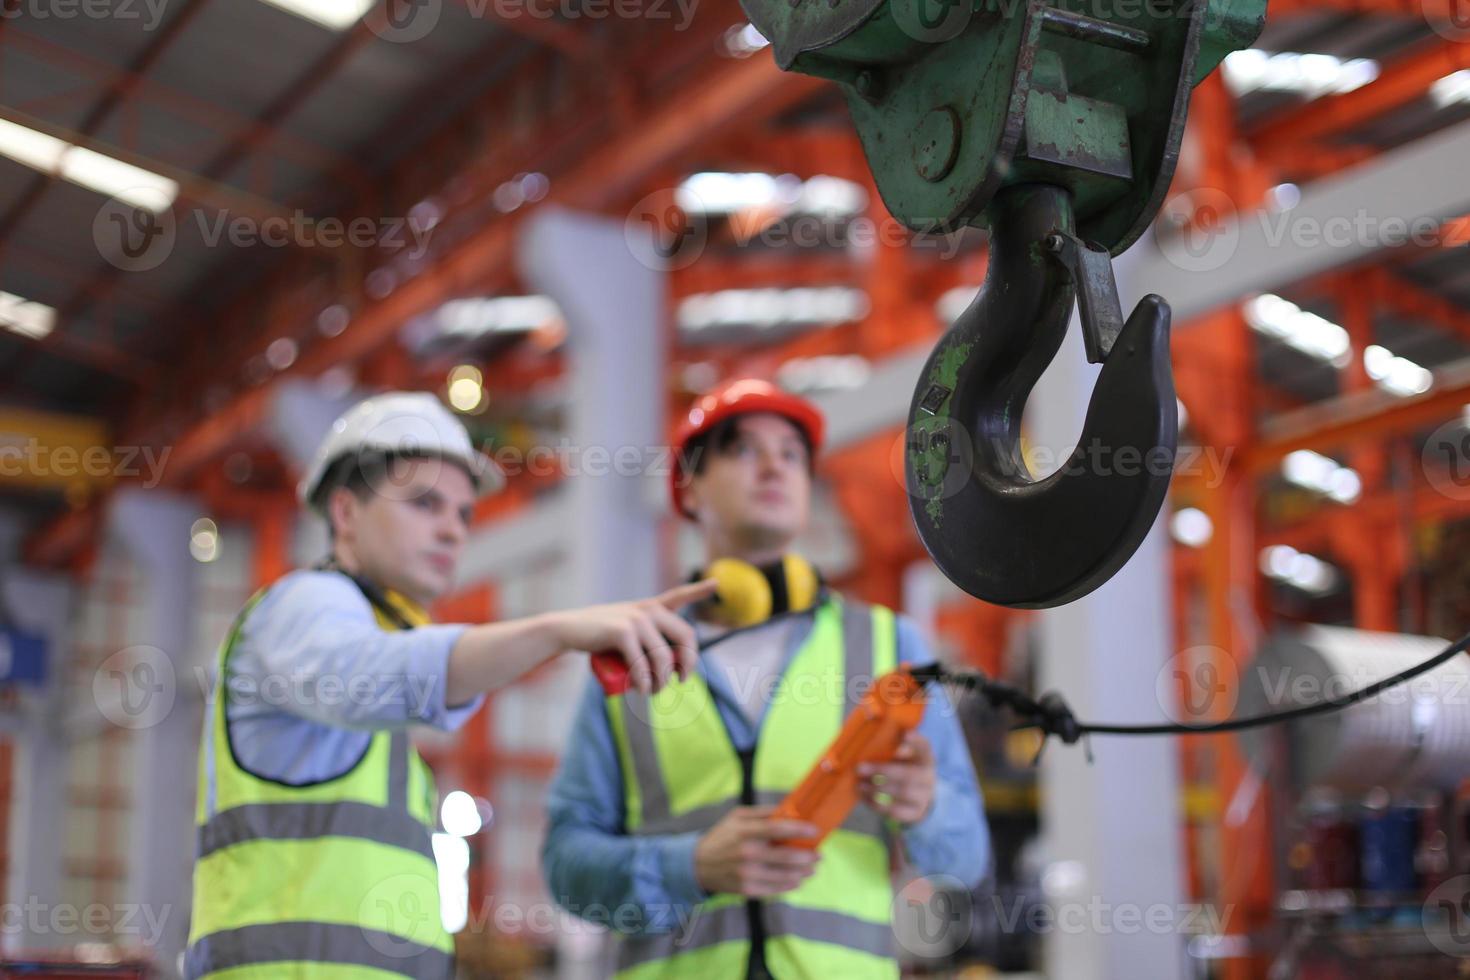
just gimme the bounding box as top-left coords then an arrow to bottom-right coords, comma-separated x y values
782,553 -> 820,613
706,557 -> 773,628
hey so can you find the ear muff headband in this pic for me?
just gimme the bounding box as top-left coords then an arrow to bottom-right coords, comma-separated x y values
698,554 -> 824,629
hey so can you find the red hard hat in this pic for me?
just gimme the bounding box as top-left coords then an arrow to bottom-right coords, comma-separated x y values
670,378 -> 826,519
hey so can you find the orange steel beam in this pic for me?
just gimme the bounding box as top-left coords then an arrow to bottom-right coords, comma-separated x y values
110,0 -> 743,457
447,0 -> 600,59
0,0 -> 213,251
1248,38 -> 1470,148
1176,294 -> 1274,980
1250,141 -> 1378,182
1249,358 -> 1470,472
3,323 -> 161,386
1428,212 -> 1470,252
1360,265 -> 1470,344
252,496 -> 296,590
825,426 -> 924,607
672,254 -> 858,295
703,129 -> 871,185
21,505 -> 99,568
37,0 -> 412,377
25,52 -> 820,567
148,57 -> 826,486
1261,478 -> 1470,553
0,29 -> 369,190
1338,277 -> 1399,630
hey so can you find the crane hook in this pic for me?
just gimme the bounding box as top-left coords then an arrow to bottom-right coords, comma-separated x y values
905,183 -> 1178,608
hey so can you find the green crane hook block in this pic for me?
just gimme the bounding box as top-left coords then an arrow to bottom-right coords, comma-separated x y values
738,0 -> 1265,250
738,0 -> 1265,608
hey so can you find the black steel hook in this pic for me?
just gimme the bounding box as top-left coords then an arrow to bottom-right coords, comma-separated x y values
904,184 -> 1178,608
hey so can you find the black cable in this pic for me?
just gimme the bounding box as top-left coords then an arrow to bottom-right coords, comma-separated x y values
917,625 -> 1470,748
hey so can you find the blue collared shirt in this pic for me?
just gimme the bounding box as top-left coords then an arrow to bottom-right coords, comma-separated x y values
221,569 -> 482,785
541,601 -> 991,935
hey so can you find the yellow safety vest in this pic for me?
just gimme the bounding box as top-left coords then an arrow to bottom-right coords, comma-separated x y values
605,595 -> 901,980
185,578 -> 454,979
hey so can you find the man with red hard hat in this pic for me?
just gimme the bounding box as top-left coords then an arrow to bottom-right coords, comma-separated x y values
544,379 -> 989,979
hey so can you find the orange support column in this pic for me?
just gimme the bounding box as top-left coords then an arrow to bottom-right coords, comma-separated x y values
1337,278 -> 1400,632
1203,467 -> 1275,980
1183,303 -> 1272,980
252,495 -> 296,590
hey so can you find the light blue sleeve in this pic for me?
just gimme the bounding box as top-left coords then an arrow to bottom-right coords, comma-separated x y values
234,570 -> 480,733
541,676 -> 708,936
894,614 -> 992,890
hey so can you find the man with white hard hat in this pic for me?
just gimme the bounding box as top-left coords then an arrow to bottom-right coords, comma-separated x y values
185,391 -> 714,980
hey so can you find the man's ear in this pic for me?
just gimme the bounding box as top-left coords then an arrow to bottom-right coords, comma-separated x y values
326,485 -> 358,539
681,475 -> 703,517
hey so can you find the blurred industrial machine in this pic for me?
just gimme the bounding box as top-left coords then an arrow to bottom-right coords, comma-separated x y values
1239,626 -> 1470,976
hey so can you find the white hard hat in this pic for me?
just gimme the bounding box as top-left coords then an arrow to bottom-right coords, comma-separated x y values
298,391 -> 504,512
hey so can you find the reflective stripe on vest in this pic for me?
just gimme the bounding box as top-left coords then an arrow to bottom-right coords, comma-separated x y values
605,597 -> 900,980
186,584 -> 453,980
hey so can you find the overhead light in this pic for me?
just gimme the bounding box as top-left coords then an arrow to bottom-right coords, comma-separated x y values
61,147 -> 177,210
1170,507 -> 1213,548
436,295 -> 561,338
1243,294 -> 1350,366
431,833 -> 471,933
0,290 -> 57,340
1223,50 -> 1378,100
446,364 -> 484,413
675,172 -> 866,218
265,337 -> 298,371
255,0 -> 374,29
678,287 -> 869,332
0,117 -> 65,171
724,22 -> 770,58
777,355 -> 871,393
1282,450 -> 1361,504
1266,182 -> 1301,211
190,517 -> 220,564
440,790 -> 484,837
1431,70 -> 1470,108
0,117 -> 178,211
1364,343 -> 1432,397
936,285 -> 980,324
1259,544 -> 1339,595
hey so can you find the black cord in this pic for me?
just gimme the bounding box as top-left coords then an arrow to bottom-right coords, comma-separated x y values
314,557 -> 417,631
919,626 -> 1470,750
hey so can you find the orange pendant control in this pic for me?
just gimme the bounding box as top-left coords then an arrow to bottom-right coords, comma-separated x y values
771,665 -> 928,849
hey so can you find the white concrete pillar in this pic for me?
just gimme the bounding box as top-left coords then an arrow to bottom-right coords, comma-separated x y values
109,488 -> 205,979
1031,250 -> 1187,980
518,205 -> 666,980
1,510 -> 73,955
518,206 -> 665,607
